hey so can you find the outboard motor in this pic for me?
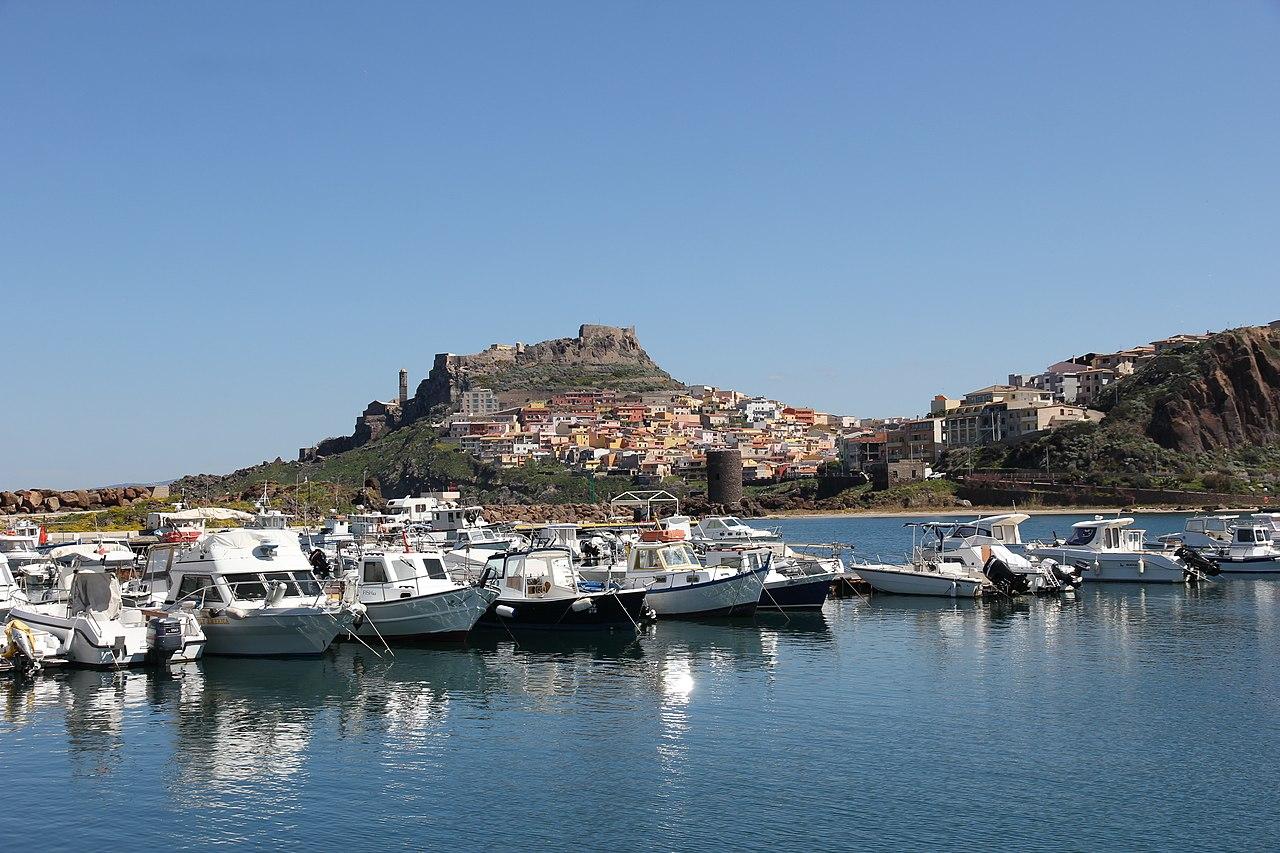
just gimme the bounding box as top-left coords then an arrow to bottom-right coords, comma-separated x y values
1042,558 -> 1084,590
310,548 -> 332,579
983,556 -> 1030,596
1174,545 -> 1221,578
148,616 -> 184,658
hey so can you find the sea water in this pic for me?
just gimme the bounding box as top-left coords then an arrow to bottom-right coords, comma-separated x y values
2,513 -> 1277,851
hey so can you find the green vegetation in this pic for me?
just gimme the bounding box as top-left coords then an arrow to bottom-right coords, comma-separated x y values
468,363 -> 678,395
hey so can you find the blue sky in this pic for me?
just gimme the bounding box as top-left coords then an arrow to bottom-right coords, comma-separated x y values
2,2 -> 1277,489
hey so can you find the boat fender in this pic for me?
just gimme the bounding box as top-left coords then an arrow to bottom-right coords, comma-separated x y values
495,604 -> 516,618
570,597 -> 595,613
226,607 -> 250,619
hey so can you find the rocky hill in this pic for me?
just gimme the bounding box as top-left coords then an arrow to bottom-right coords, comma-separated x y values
966,324 -> 1280,487
303,324 -> 680,460
1132,326 -> 1280,452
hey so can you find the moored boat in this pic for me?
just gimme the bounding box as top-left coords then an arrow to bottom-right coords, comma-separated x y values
477,547 -> 650,631
347,547 -> 499,640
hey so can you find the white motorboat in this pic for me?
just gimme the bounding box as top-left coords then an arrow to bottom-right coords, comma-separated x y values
347,548 -> 499,640
682,515 -> 782,546
440,526 -> 523,576
7,570 -> 205,668
1027,517 -> 1216,584
703,546 -> 838,611
923,513 -> 1083,595
1,618 -> 64,675
1160,515 -> 1280,571
476,547 -> 651,631
156,529 -> 361,656
853,559 -> 986,598
581,538 -> 766,618
1251,513 -> 1280,547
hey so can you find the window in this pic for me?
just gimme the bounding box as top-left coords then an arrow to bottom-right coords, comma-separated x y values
265,571 -> 303,596
1065,527 -> 1097,547
423,558 -> 448,580
176,574 -> 222,607
229,575 -> 268,600
635,549 -> 661,571
291,572 -> 321,596
363,560 -> 389,584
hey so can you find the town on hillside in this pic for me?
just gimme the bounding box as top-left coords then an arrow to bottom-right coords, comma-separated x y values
421,328 -> 1236,489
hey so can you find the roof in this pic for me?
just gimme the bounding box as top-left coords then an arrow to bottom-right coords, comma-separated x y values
1071,517 -> 1134,529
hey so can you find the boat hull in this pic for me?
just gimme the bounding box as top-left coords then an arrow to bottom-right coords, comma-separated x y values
478,588 -> 647,631
1028,548 -> 1188,583
197,608 -> 353,656
1208,556 -> 1280,572
758,573 -> 836,611
6,607 -> 204,668
356,585 -> 498,639
855,565 -> 984,598
644,569 -> 765,618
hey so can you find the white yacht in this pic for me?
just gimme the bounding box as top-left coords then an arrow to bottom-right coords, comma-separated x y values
1027,517 -> 1216,583
580,538 -> 766,618
347,548 -> 499,640
7,569 -> 205,668
156,529 -> 361,656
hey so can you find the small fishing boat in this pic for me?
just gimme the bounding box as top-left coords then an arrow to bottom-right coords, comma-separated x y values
347,547 -> 499,640
581,537 -> 766,618
1160,515 -> 1280,571
703,546 -> 837,611
476,547 -> 650,631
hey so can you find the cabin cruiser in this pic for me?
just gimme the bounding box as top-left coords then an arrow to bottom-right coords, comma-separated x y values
476,547 -> 650,631
154,529 -> 362,656
1027,517 -> 1217,584
7,569 -> 205,668
0,523 -> 49,577
703,546 -> 837,611
345,548 -> 499,640
923,514 -> 1083,594
580,537 -> 767,618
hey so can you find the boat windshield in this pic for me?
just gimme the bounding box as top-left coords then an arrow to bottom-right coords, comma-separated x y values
1065,527 -> 1098,547
661,544 -> 700,569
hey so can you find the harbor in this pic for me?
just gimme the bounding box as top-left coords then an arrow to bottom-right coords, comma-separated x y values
3,511 -> 1278,850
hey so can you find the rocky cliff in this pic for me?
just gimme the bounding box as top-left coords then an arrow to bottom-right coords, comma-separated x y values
304,324 -> 680,459
1102,326 -> 1280,453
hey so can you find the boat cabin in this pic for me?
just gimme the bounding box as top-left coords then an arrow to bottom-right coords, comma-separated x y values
693,516 -> 777,542
628,541 -> 703,573
944,513 -> 1028,545
167,530 -> 324,609
703,546 -> 772,573
1183,515 -> 1237,542
1062,517 -> 1147,552
353,550 -> 453,604
481,548 -> 579,599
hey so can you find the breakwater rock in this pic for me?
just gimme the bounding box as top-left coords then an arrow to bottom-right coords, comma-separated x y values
1,485 -> 157,515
